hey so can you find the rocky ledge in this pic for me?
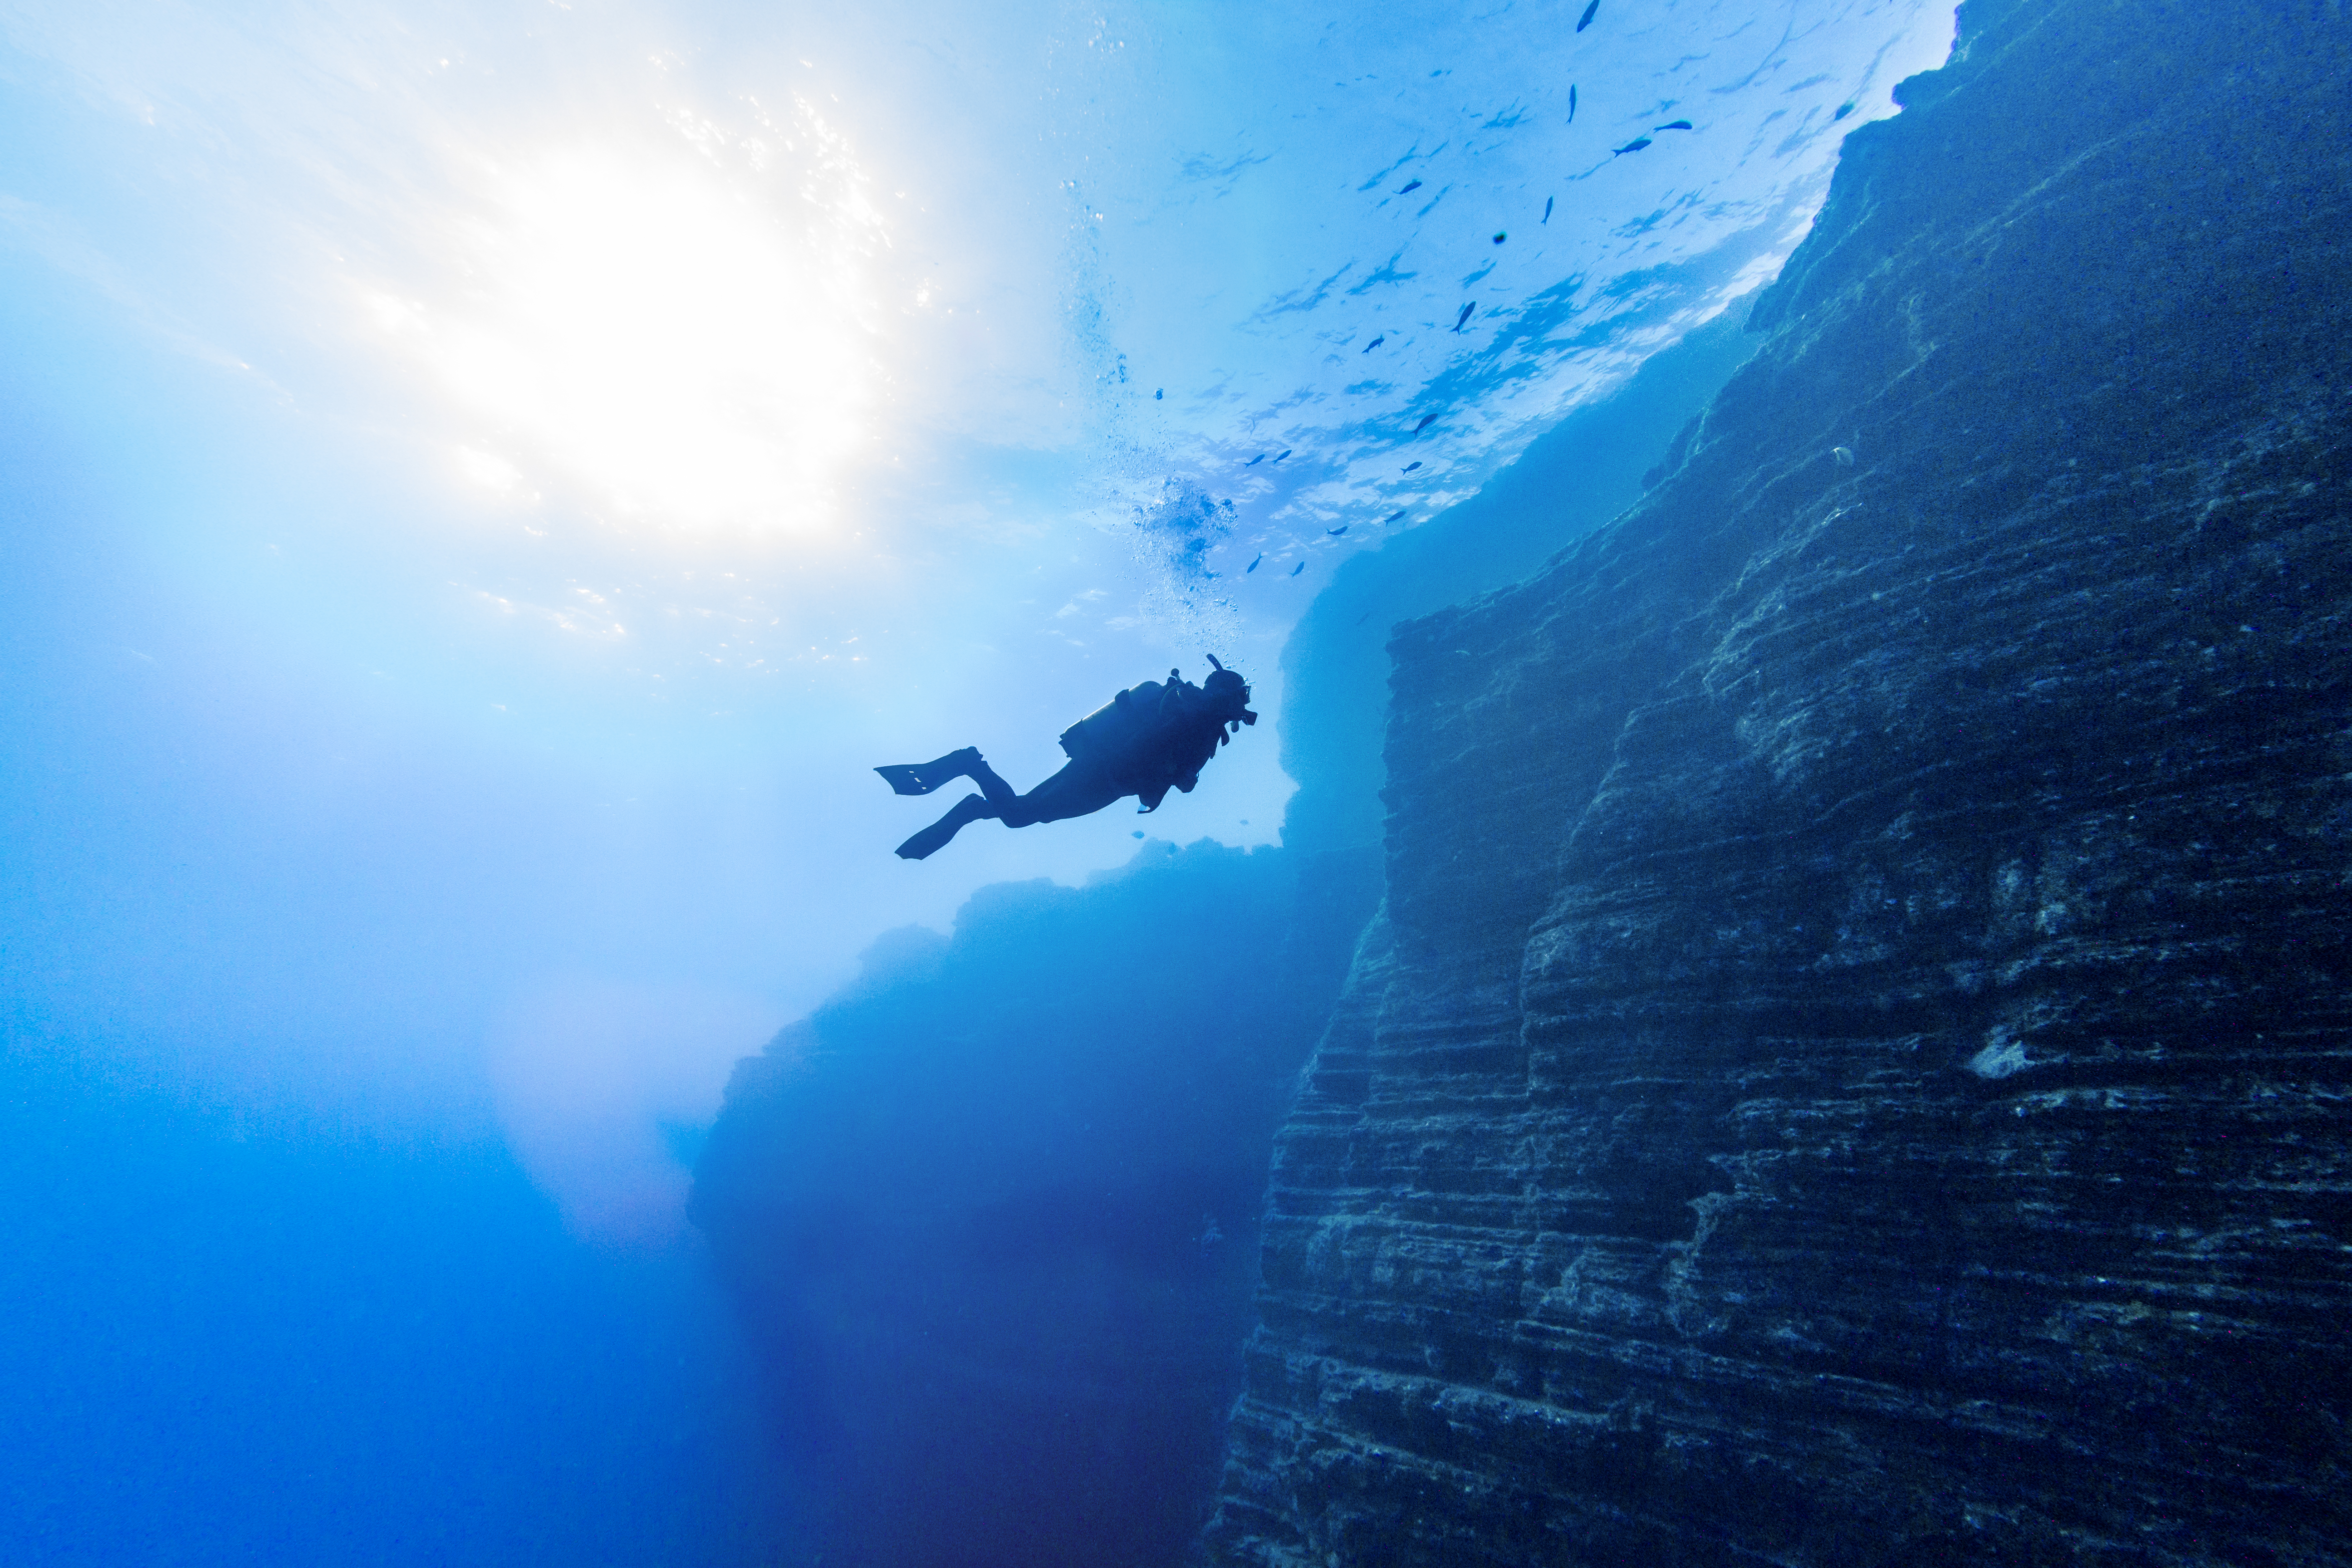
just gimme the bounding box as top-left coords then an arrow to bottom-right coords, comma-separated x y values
1206,1 -> 2352,1563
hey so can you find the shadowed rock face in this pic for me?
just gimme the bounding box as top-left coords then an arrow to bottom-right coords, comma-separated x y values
1207,1 -> 2352,1564
691,843 -> 1379,1568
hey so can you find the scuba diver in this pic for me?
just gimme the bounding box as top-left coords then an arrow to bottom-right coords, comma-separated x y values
876,657 -> 1257,860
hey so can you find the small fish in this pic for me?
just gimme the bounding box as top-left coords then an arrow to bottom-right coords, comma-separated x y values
1413,413 -> 1438,433
1328,525 -> 1349,537
1576,0 -> 1599,31
1133,830 -> 1145,838
1492,230 -> 1507,244
1452,302 -> 1475,332
1655,119 -> 1692,131
1384,509 -> 1406,523
1612,136 -> 1652,156
1364,335 -> 1385,353
1833,101 -> 1855,122
1247,554 -> 1263,573
1290,561 -> 1306,576
1246,454 -> 1264,466
1399,178 -> 1423,194
1402,461 -> 1422,474
1543,196 -> 1553,223
1568,85 -> 1578,122
1275,450 -> 1292,461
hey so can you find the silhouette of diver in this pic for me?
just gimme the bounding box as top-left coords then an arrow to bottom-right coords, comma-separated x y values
877,657 -> 1257,860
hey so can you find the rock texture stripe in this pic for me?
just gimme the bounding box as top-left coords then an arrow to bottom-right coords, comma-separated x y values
1206,0 -> 2352,1563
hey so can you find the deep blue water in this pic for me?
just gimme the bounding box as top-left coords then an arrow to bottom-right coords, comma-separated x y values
0,1044 -> 790,1566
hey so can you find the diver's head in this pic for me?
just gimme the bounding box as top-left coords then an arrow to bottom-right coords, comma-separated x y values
1204,655 -> 1257,725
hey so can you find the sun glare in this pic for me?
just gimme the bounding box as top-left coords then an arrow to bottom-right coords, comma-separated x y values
374,116 -> 882,535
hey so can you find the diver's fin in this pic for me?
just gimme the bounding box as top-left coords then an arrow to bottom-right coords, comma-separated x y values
895,794 -> 990,860
875,747 -> 981,797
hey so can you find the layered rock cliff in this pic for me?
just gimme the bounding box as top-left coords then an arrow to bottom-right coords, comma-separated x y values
1208,1 -> 2352,1563
1278,314 -> 1758,860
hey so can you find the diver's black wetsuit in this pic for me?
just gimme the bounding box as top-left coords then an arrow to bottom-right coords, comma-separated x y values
877,665 -> 1255,860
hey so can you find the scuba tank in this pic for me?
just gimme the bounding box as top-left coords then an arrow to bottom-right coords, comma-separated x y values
1058,676 -> 1177,762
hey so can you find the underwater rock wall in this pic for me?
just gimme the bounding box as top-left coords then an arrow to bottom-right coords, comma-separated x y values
1277,314 -> 1758,860
1208,1 -> 2352,1563
691,843 -> 1377,1568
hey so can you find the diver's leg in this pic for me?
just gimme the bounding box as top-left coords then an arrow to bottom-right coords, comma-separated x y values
961,756 -> 1022,816
895,793 -> 995,860
875,747 -> 984,797
995,761 -> 1126,828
